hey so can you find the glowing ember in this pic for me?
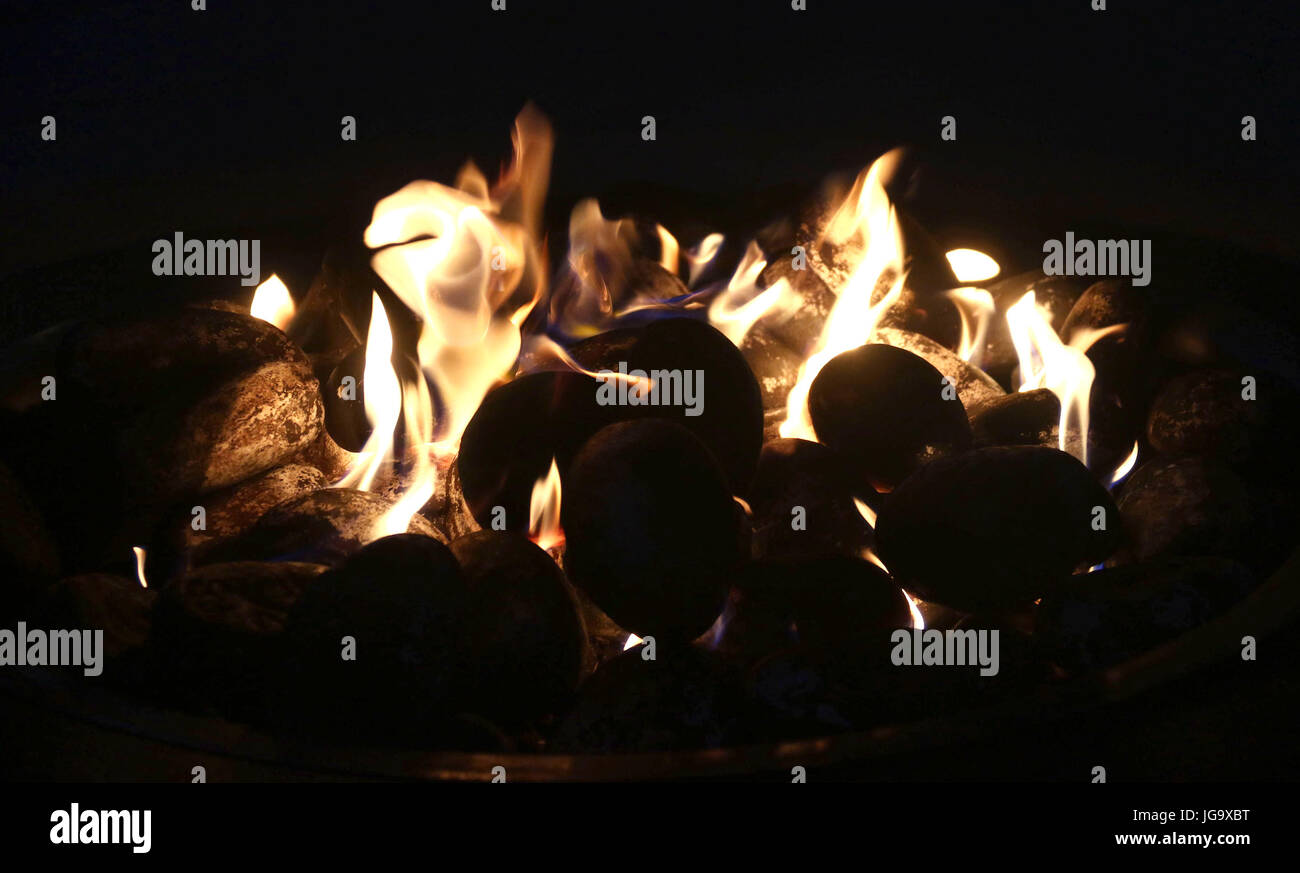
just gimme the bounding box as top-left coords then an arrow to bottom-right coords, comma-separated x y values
132,546 -> 148,589
528,457 -> 564,551
249,274 -> 296,331
779,150 -> 908,440
945,248 -> 1000,283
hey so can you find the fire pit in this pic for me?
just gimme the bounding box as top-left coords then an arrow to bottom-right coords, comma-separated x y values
2,105 -> 1298,781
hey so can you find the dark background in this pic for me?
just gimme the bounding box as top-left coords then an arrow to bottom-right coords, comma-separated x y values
2,0 -> 1296,280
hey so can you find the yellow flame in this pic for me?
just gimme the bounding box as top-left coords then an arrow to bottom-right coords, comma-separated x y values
1005,291 -> 1124,468
336,293 -> 402,493
249,274 -> 296,331
945,287 -> 996,367
656,225 -> 679,276
623,633 -> 644,651
853,497 -> 878,529
945,248 -> 1000,283
707,241 -> 799,347
528,457 -> 564,551
1108,440 -> 1139,487
132,546 -> 148,589
903,590 -> 925,630
779,151 -> 908,440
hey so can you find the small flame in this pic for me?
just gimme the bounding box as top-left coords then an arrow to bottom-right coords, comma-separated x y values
945,248 -> 1000,284
685,233 -> 726,287
707,241 -> 799,346
780,151 -> 908,440
528,457 -> 564,551
623,633 -> 644,651
945,287 -> 996,367
1005,291 -> 1124,468
902,590 -> 925,630
1108,440 -> 1139,487
656,225 -> 680,275
336,293 -> 401,494
132,546 -> 148,589
249,274 -> 296,331
853,497 -> 878,529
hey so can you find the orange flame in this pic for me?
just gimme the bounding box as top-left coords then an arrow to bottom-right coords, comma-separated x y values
779,150 -> 908,440
132,546 -> 148,589
1006,291 -> 1125,468
528,456 -> 564,551
250,274 -> 296,331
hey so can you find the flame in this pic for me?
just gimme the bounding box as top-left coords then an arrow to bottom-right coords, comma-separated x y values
902,590 -> 925,630
1005,291 -> 1125,468
656,225 -> 679,275
528,456 -> 564,551
1108,440 -> 1139,487
250,274 -> 296,331
623,633 -> 644,651
945,287 -> 996,367
707,241 -> 799,346
853,497 -> 878,529
338,107 -> 552,540
336,294 -> 399,492
685,233 -> 726,288
132,546 -> 148,589
945,248 -> 1000,283
779,151 -> 908,440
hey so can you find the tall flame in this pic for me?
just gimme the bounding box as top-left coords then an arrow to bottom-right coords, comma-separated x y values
779,150 -> 908,440
1005,291 -> 1125,468
250,274 -> 296,331
336,293 -> 402,493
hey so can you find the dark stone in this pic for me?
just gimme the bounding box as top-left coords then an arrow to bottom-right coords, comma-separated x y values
1147,368 -> 1300,478
808,343 -> 972,491
196,488 -> 442,567
152,561 -> 326,722
1114,458 -> 1252,565
561,420 -> 744,641
746,438 -> 874,560
449,531 -> 587,724
272,534 -> 470,744
567,317 -> 764,493
554,644 -> 742,752
875,446 -> 1120,611
1037,557 -> 1257,672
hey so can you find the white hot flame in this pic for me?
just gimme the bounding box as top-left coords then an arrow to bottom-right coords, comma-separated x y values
945,287 -> 996,368
249,274 -> 296,331
945,248 -> 1000,284
707,241 -> 799,347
